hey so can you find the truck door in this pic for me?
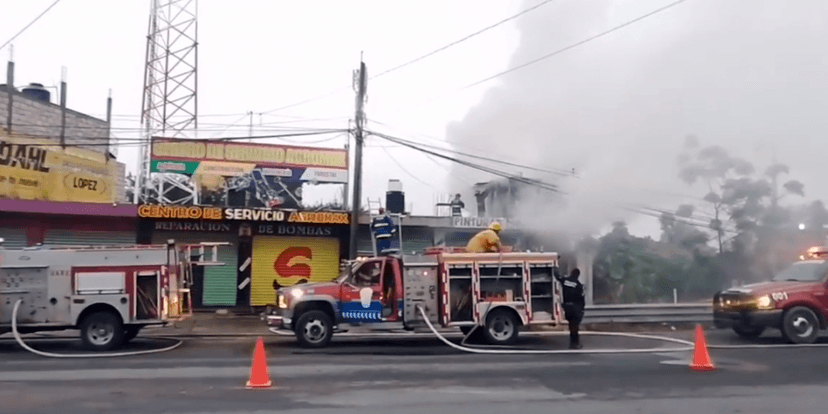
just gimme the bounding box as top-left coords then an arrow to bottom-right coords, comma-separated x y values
339,258 -> 387,323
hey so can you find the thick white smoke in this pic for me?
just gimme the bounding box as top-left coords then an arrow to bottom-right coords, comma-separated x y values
445,0 -> 828,241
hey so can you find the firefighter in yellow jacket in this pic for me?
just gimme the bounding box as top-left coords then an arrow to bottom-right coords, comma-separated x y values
466,222 -> 503,253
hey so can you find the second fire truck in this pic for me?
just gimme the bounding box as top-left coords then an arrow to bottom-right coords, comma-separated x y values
265,248 -> 565,348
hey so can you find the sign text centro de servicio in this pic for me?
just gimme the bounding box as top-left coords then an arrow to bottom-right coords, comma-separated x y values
137,204 -> 350,225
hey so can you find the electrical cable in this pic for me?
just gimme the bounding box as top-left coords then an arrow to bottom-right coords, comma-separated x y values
371,0 -> 558,80
11,300 -> 183,358
0,0 -> 62,51
461,0 -> 690,90
379,146 -> 435,189
369,130 -> 562,193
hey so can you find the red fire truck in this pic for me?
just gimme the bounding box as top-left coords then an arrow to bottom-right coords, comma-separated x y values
714,245 -> 828,344
265,249 -> 564,348
0,239 -> 226,350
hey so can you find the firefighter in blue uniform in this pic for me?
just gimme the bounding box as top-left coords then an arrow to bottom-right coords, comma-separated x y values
371,208 -> 398,256
556,267 -> 586,349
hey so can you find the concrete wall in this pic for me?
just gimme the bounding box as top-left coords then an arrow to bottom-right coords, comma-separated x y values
1,85 -> 128,203
0,87 -> 110,155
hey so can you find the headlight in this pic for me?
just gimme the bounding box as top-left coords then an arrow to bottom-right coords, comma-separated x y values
278,294 -> 287,309
291,288 -> 304,299
756,295 -> 773,309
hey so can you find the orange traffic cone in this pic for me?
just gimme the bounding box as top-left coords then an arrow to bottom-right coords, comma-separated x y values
246,337 -> 273,388
689,324 -> 715,371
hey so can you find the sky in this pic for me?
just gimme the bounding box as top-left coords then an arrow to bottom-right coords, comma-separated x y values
2,0 -> 827,241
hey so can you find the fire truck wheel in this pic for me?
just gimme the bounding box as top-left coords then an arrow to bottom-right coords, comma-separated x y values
732,324 -> 765,339
483,309 -> 519,346
79,311 -> 125,351
295,310 -> 334,348
781,306 -> 820,344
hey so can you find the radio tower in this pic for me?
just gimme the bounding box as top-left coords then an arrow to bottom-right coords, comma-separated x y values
134,0 -> 199,204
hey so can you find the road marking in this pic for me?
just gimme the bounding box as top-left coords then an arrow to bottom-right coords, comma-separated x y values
0,360 -> 591,382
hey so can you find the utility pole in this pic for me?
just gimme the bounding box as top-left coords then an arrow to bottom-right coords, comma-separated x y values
348,57 -> 367,260
248,110 -> 253,142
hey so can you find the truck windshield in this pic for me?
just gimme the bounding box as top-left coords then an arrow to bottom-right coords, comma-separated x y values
772,260 -> 828,282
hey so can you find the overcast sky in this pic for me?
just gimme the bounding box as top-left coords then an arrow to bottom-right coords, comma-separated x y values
3,0 -> 827,240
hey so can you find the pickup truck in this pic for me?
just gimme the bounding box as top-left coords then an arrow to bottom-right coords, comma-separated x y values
714,246 -> 828,344
264,249 -> 565,348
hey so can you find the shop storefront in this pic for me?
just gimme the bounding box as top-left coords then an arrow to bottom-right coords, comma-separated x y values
138,204 -> 350,309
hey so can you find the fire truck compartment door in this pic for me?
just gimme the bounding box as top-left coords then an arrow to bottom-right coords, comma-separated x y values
70,294 -> 130,326
402,262 -> 439,326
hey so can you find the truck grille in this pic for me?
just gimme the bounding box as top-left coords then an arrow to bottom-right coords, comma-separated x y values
714,292 -> 756,310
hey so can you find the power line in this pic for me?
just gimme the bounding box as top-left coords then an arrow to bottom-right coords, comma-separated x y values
370,130 -> 561,193
368,122 -> 574,177
258,0 -> 557,116
380,146 -> 436,189
462,0 -> 690,90
371,0 -> 557,80
0,0 -> 62,52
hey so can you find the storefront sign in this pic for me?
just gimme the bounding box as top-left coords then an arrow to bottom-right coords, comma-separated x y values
256,224 -> 333,236
138,204 -> 350,225
138,205 -> 224,220
451,216 -> 508,228
154,221 -> 232,232
0,135 -> 117,203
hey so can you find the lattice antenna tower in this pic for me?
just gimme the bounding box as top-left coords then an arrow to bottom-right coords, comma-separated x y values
134,0 -> 199,204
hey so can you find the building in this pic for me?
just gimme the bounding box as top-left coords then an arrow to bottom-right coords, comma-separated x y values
0,64 -> 130,246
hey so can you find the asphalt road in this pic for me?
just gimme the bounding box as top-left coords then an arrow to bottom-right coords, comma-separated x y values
2,329 -> 828,414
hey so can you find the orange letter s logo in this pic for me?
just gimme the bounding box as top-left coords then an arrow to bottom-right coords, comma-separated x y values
274,247 -> 313,280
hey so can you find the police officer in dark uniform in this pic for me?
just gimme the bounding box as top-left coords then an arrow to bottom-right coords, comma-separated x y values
556,268 -> 585,349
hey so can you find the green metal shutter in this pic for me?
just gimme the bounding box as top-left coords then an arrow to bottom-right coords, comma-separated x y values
0,228 -> 28,248
44,229 -> 137,246
151,232 -> 238,307
399,227 -> 434,255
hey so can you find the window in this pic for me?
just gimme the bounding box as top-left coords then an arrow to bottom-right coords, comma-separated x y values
351,261 -> 382,287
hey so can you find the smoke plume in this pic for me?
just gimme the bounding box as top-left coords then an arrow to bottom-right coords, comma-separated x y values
445,0 -> 828,242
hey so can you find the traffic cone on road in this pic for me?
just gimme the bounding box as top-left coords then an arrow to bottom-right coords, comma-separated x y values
689,324 -> 715,371
246,337 -> 272,388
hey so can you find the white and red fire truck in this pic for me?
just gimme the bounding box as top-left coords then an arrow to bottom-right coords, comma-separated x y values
0,239 -> 226,350
265,247 -> 565,348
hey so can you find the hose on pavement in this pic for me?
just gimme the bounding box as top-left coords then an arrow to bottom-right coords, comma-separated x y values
416,304 -> 694,354
12,299 -> 183,358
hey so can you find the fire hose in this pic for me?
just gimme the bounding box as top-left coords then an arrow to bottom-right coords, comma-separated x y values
416,305 -> 695,354
11,299 -> 183,358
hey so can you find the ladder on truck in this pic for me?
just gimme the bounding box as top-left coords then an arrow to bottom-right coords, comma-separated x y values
367,198 -> 403,256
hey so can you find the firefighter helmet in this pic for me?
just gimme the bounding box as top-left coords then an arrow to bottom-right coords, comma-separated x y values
489,222 -> 503,232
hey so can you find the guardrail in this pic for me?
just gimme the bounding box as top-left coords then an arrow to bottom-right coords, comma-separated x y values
582,303 -> 713,324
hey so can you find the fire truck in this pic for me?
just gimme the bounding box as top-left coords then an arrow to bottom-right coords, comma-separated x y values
714,245 -> 828,344
264,247 -> 565,348
0,239 -> 226,350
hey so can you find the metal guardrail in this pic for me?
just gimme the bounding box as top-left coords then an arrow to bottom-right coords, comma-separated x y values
582,303 -> 714,324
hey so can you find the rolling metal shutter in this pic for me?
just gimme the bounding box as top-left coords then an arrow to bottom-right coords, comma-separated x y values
399,226 -> 434,255
250,236 -> 341,306
44,229 -> 137,246
0,228 -> 28,248
152,232 -> 238,307
357,225 -> 373,255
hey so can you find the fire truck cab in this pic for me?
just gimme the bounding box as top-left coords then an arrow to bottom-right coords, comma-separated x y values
0,239 -> 227,350
265,249 -> 564,348
714,245 -> 828,344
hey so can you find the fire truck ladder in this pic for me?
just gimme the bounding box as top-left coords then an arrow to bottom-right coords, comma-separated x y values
367,198 -> 403,256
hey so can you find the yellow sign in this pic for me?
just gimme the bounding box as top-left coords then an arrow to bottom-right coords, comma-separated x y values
151,138 -> 348,169
250,236 -> 341,306
0,135 -> 117,203
287,211 -> 350,224
138,205 -> 224,220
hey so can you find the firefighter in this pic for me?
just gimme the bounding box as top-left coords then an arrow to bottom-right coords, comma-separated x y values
450,193 -> 465,217
371,208 -> 398,256
556,267 -> 585,349
466,222 -> 503,253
